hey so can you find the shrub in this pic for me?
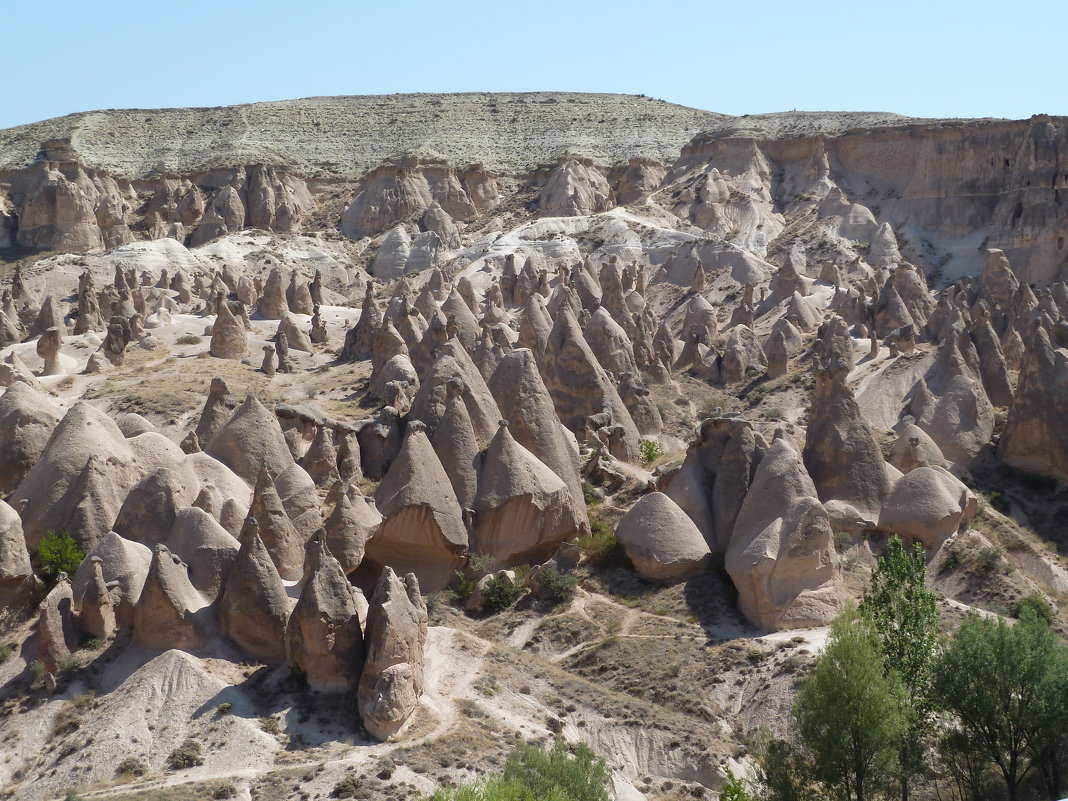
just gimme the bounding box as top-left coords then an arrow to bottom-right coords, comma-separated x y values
638,439 -> 664,465
63,791 -> 83,801
176,334 -> 202,345
116,757 -> 147,777
427,738 -> 610,801
0,644 -> 10,664
720,766 -> 751,801
941,548 -> 962,573
167,740 -> 203,769
211,784 -> 237,800
37,531 -> 85,587
259,716 -> 281,735
581,480 -> 599,507
977,546 -> 1011,574
764,407 -> 785,422
58,655 -> 81,674
577,515 -> 632,570
1012,593 -> 1054,626
540,565 -> 577,608
479,574 -> 524,616
216,702 -> 233,716
29,660 -> 45,679
451,553 -> 494,605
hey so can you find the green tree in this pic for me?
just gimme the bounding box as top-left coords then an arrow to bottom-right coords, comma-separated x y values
426,739 -> 610,801
860,535 -> 939,801
721,766 -> 752,801
932,608 -> 1063,801
37,531 -> 85,587
793,605 -> 906,801
1032,642 -> 1068,801
501,739 -> 610,801
752,734 -> 815,801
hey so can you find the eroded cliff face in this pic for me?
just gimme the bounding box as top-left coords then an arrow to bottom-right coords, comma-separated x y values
671,117 -> 1068,284
0,104 -> 1065,291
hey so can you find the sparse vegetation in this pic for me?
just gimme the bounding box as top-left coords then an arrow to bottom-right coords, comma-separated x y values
168,740 -> 204,770
176,334 -> 202,345
425,738 -> 610,801
0,644 -> 10,664
639,438 -> 664,465
479,574 -> 524,616
116,757 -> 147,777
576,515 -> 631,570
539,565 -> 577,608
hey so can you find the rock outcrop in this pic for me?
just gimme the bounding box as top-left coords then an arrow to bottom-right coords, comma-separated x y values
358,568 -> 428,741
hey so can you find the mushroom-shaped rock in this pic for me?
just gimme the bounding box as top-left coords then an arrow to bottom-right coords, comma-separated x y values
285,532 -> 364,692
802,357 -> 889,528
0,500 -> 33,607
487,348 -> 586,509
10,402 -> 176,553
38,576 -> 78,673
615,492 -> 711,581
278,313 -> 314,354
472,421 -> 586,567
219,522 -> 291,663
358,568 -> 428,741
242,468 -> 305,581
999,326 -> 1068,482
193,377 -> 237,445
72,531 -> 152,628
299,426 -> 341,488
888,422 -> 946,474
726,436 -> 844,631
0,381 -> 61,494
408,340 -> 502,442
205,394 -> 319,534
112,466 -> 193,546
78,556 -> 116,641
259,267 -> 290,319
877,467 -> 977,547
366,424 -> 468,592
542,308 -> 640,461
165,507 -> 239,601
324,486 -> 383,575
133,545 -> 208,651
209,300 -> 249,360
431,383 -> 482,511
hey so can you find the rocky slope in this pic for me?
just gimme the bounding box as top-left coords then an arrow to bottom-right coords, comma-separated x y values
0,94 -> 1067,801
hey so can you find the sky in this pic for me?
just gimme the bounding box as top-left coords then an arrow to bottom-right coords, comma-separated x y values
1,0 -> 1063,129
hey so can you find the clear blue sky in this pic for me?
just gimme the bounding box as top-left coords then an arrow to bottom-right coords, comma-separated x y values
2,0 -> 1062,129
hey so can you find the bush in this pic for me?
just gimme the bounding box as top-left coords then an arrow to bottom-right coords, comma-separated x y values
540,565 -> 577,608
116,757 -> 147,777
581,481 -> 599,507
638,439 -> 664,465
167,740 -> 203,770
37,531 -> 84,587
480,574 -> 524,616
216,702 -> 233,716
63,791 -> 83,801
451,553 -> 494,605
176,334 -> 202,345
1012,593 -> 1054,626
0,644 -> 10,664
577,515 -> 631,570
427,739 -> 610,801
211,785 -> 237,800
941,548 -> 962,573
